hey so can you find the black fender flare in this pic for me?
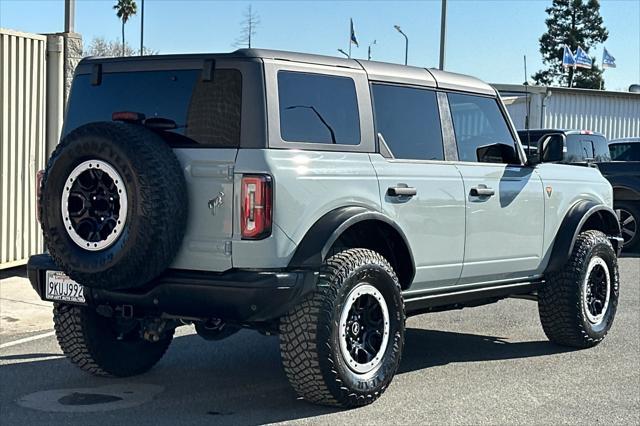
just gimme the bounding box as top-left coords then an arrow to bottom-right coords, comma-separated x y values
545,200 -> 621,273
288,206 -> 416,281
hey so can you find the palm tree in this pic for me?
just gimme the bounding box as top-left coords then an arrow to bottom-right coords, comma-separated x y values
113,0 -> 137,56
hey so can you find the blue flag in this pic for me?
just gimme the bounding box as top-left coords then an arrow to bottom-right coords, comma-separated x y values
574,46 -> 593,69
602,48 -> 616,69
350,18 -> 359,47
562,45 -> 576,67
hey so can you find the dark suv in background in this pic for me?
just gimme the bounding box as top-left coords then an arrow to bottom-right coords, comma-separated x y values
519,129 -> 640,251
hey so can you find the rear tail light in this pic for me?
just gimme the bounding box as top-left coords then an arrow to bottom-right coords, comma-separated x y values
36,169 -> 45,223
241,175 -> 272,239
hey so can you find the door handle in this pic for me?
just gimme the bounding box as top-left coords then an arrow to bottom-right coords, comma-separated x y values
470,185 -> 495,197
387,185 -> 417,197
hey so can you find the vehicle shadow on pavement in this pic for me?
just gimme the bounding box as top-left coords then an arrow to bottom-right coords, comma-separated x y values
620,251 -> 639,258
0,266 -> 28,280
399,328 -> 575,374
1,326 -> 577,425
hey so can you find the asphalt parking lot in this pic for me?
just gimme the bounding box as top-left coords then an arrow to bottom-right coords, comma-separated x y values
1,255 -> 638,425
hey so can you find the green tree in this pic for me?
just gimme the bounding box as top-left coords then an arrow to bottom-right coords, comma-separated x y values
113,0 -> 138,57
533,0 -> 608,89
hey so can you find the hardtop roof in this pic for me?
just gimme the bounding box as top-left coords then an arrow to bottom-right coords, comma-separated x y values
79,48 -> 496,96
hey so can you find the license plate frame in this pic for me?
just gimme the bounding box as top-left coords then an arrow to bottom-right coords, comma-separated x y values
44,271 -> 86,304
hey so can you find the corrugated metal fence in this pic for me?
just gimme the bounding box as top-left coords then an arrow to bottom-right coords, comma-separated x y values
496,84 -> 640,140
0,29 -> 47,269
544,90 -> 640,140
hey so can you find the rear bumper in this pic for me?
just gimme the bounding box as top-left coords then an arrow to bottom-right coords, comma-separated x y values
27,254 -> 318,323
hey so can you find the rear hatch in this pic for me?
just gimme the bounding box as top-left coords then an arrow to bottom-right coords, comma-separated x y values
63,58 -> 245,271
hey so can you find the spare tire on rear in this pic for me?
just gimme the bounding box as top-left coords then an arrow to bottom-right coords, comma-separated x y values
40,121 -> 187,290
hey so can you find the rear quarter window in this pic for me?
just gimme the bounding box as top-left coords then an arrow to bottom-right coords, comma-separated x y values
64,68 -> 242,148
277,71 -> 360,145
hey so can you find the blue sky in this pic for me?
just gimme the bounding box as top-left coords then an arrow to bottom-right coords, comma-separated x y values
1,0 -> 639,90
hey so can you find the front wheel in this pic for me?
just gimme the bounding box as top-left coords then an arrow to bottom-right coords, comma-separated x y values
538,230 -> 619,348
279,248 -> 405,408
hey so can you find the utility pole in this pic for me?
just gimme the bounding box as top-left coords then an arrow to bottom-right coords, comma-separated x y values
140,0 -> 145,55
64,0 -> 75,33
394,25 -> 408,65
439,0 -> 447,70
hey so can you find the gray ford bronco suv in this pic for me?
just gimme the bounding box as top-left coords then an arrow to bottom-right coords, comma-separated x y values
28,49 -> 623,408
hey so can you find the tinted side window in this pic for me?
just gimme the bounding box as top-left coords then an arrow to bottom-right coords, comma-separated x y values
448,93 -> 517,163
371,84 -> 444,160
278,71 -> 360,145
610,143 -> 640,161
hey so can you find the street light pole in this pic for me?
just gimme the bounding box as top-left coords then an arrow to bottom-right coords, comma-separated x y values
439,0 -> 447,70
337,49 -> 349,58
394,25 -> 408,65
64,0 -> 75,33
140,0 -> 145,55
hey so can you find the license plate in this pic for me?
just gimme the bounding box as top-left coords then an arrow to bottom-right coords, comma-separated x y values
45,271 -> 86,304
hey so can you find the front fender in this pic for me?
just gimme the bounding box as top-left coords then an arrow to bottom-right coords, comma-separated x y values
545,200 -> 622,273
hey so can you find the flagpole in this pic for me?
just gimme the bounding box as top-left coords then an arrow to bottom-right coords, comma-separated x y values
348,20 -> 352,58
600,53 -> 604,90
570,65 -> 575,88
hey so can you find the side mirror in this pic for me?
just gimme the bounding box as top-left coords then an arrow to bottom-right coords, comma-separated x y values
536,133 -> 566,163
476,143 -> 518,164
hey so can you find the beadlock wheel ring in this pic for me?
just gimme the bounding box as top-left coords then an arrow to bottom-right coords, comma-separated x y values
61,160 -> 128,251
338,283 -> 390,376
582,256 -> 611,325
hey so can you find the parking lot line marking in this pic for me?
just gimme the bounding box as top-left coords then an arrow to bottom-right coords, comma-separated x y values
0,331 -> 55,349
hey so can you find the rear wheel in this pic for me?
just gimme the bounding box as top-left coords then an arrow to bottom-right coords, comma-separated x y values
279,248 -> 405,407
615,201 -> 639,251
538,230 -> 619,348
53,303 -> 173,377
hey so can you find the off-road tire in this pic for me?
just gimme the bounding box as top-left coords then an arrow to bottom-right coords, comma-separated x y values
615,200 -> 640,251
279,248 -> 405,408
40,122 -> 187,290
538,230 -> 619,348
53,303 -> 173,377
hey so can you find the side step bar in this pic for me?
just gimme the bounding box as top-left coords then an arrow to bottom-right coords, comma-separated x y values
404,281 -> 542,316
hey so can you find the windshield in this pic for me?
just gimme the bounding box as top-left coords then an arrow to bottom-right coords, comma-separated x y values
609,143 -> 640,161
